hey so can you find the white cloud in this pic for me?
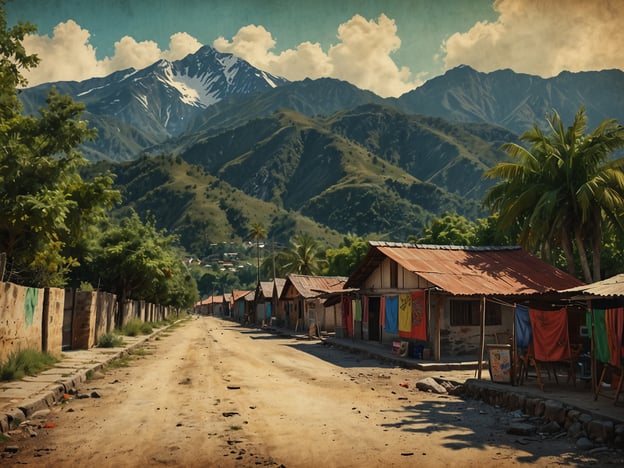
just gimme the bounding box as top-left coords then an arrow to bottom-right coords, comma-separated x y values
214,14 -> 420,97
21,21 -> 202,87
22,14 -> 420,97
22,20 -> 102,85
442,0 -> 624,77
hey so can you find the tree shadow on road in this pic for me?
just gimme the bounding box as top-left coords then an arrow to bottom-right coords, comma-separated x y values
377,398 -> 601,466
286,341 -> 396,369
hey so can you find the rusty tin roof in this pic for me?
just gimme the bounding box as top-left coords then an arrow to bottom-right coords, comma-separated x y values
283,274 -> 348,299
345,242 -> 584,296
563,273 -> 624,298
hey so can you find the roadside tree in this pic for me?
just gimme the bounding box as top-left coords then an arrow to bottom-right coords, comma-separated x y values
0,5 -> 119,286
92,211 -> 198,312
325,234 -> 368,276
274,232 -> 326,276
484,107 -> 624,282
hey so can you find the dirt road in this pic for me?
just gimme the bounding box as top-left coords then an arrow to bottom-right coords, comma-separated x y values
0,316 -> 606,467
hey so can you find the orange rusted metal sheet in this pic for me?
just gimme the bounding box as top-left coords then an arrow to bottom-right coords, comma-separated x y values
346,242 -> 583,296
285,274 -> 348,299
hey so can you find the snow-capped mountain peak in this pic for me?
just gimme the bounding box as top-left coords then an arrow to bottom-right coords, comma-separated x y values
21,45 -> 289,139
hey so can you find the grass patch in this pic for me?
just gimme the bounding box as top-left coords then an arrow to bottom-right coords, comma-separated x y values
98,332 -> 124,348
0,349 -> 60,381
129,346 -> 151,357
104,355 -> 133,369
121,319 -> 156,336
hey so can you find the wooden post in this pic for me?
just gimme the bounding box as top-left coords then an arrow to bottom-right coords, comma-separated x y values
0,252 -> 6,282
434,294 -> 442,361
477,296 -> 486,379
512,304 -> 517,385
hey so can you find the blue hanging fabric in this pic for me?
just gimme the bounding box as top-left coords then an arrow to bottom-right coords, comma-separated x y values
384,296 -> 398,333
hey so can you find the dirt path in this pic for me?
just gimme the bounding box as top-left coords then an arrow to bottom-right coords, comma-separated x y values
0,316 -> 606,467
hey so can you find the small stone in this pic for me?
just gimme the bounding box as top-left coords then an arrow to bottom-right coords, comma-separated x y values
576,437 -> 594,451
539,421 -> 561,434
416,377 -> 447,394
90,391 -> 102,398
31,409 -> 51,420
4,446 -> 19,453
507,422 -> 536,436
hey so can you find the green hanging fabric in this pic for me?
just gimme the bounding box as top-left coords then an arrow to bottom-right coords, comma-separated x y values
588,309 -> 610,363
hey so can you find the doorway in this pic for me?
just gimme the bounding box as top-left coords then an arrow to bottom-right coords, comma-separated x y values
368,297 -> 380,342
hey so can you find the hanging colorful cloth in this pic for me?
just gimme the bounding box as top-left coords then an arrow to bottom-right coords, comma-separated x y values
514,305 -> 532,349
606,307 -> 624,367
354,299 -> 363,322
529,307 -> 571,361
410,290 -> 427,340
384,296 -> 398,333
398,294 -> 412,338
341,295 -> 353,337
588,309 -> 610,363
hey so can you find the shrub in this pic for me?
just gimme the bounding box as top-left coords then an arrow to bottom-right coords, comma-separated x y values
98,333 -> 124,348
121,319 -> 154,336
122,319 -> 143,336
0,349 -> 60,381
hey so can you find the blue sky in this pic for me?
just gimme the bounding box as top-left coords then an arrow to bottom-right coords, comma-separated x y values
6,0 -> 623,97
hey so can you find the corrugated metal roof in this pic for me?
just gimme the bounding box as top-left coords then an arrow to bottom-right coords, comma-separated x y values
563,273 -> 624,297
232,289 -> 254,302
346,242 -> 583,296
273,278 -> 286,297
285,274 -> 348,298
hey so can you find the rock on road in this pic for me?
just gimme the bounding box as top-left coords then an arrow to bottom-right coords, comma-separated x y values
2,316 -> 598,467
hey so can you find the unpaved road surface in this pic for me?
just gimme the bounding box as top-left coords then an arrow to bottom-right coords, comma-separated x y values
0,316 -> 613,467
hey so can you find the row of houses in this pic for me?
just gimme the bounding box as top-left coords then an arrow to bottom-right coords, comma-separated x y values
196,241 -> 618,365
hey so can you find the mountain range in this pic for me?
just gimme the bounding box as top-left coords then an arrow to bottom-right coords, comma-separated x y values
19,45 -> 624,253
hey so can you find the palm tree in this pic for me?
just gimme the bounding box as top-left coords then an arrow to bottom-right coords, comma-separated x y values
274,232 -> 327,276
484,106 -> 624,282
248,223 -> 266,285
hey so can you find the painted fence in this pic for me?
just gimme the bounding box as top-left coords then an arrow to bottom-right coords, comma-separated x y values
0,281 -> 170,363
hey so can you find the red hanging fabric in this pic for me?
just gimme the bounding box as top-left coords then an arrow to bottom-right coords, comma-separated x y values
529,307 -> 570,361
341,295 -> 353,337
606,307 -> 624,367
410,290 -> 427,340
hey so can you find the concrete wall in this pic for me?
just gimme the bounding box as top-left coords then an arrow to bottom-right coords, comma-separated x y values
71,291 -> 98,350
119,299 -> 168,327
0,282 -> 65,363
44,288 -> 64,356
94,291 -> 117,338
1,280 -> 172,363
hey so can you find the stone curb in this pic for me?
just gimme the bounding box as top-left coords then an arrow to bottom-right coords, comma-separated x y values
462,379 -> 624,449
0,322 -> 177,434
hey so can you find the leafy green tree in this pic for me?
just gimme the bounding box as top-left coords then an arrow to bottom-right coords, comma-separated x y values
0,5 -> 119,286
410,213 -> 478,246
325,234 -> 368,276
92,211 -> 197,312
484,107 -> 624,282
274,232 -> 326,276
